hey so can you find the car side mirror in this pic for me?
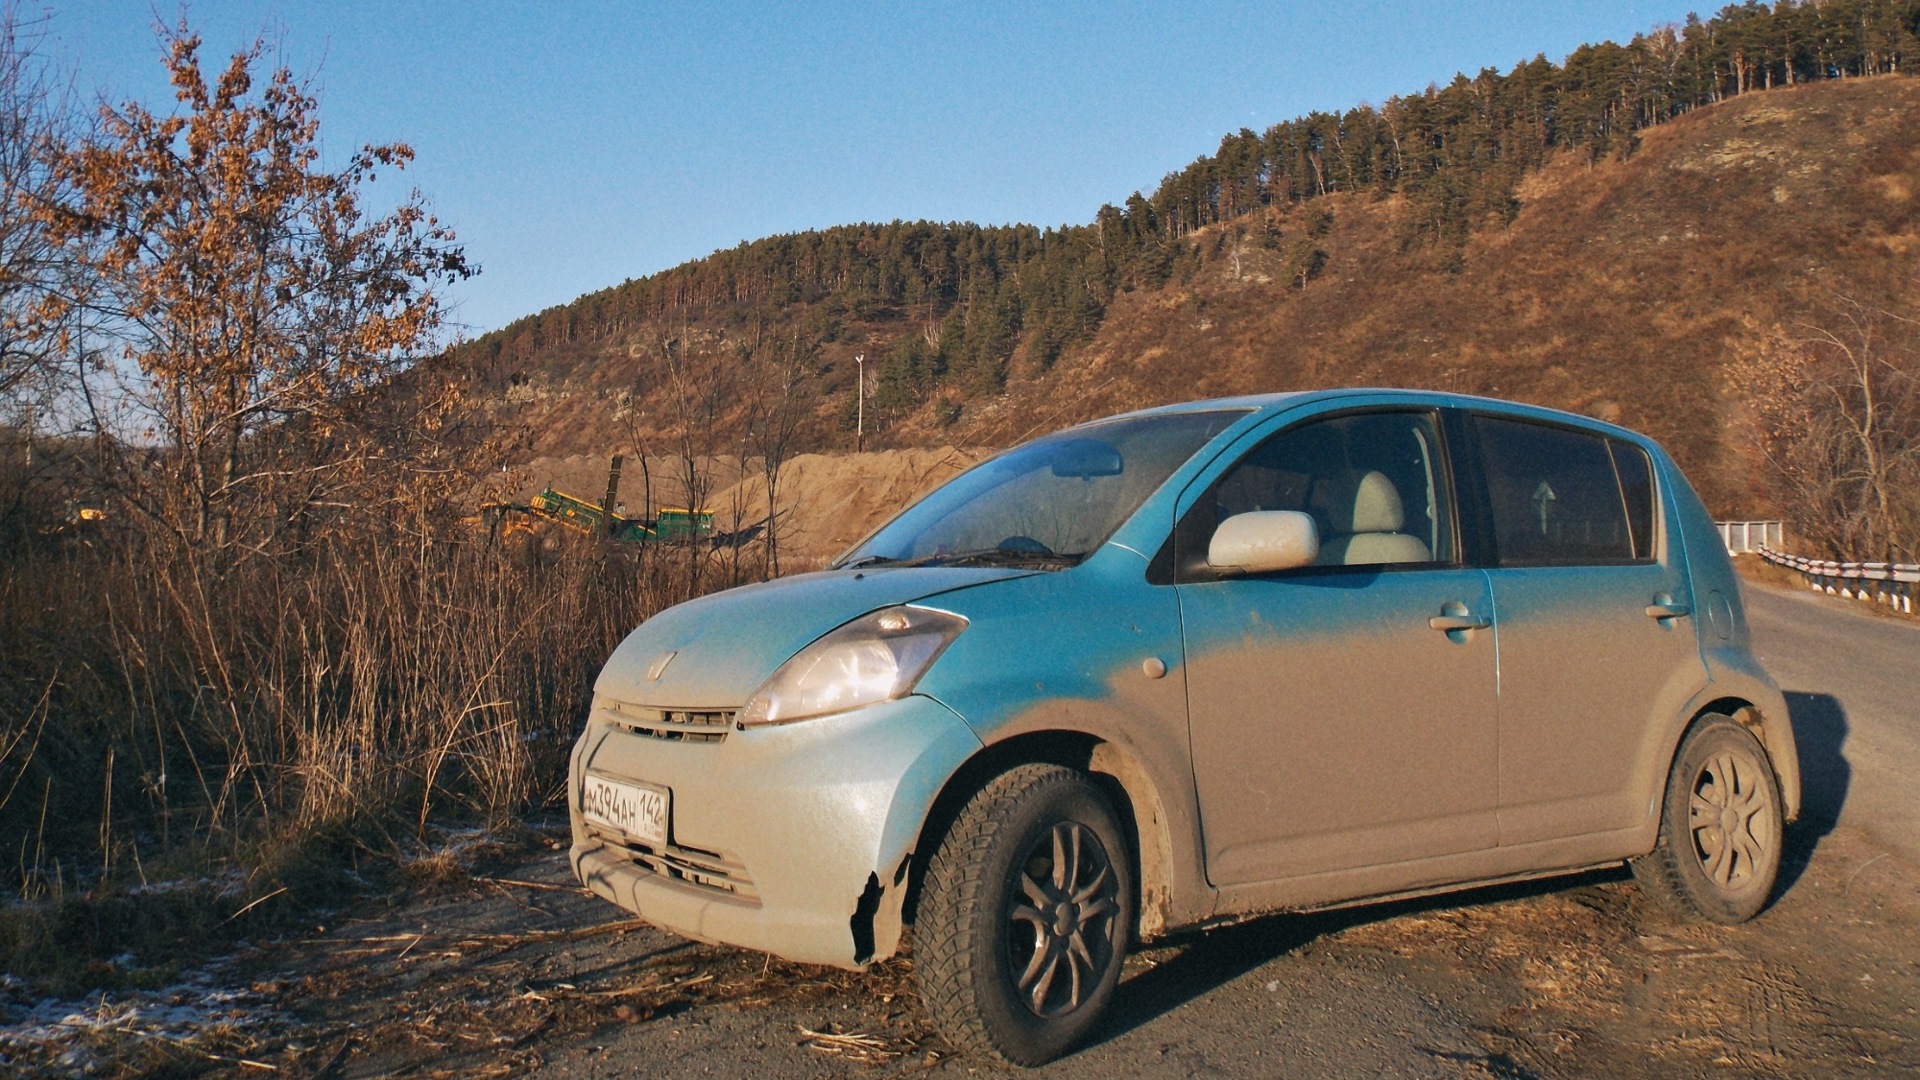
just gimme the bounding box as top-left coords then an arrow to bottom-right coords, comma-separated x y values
1207,511 -> 1319,574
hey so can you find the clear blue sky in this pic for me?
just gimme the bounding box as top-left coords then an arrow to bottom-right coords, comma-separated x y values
54,2 -> 1694,337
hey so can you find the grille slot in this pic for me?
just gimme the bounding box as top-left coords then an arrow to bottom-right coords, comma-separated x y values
600,834 -> 757,900
602,703 -> 735,743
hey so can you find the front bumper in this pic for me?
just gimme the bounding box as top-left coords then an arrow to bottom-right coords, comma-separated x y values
568,693 -> 981,970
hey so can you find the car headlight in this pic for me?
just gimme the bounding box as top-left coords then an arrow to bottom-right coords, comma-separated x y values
739,606 -> 967,726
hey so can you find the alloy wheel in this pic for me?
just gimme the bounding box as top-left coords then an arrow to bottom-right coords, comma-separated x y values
1006,821 -> 1122,1018
1687,747 -> 1776,890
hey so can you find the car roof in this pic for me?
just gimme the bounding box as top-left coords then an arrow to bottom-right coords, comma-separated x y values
1094,388 -> 1654,446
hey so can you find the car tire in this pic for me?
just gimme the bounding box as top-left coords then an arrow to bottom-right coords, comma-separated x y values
1632,714 -> 1784,923
915,763 -> 1134,1066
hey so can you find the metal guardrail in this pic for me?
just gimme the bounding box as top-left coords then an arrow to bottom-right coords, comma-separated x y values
1717,520 -> 1784,554
1757,545 -> 1919,614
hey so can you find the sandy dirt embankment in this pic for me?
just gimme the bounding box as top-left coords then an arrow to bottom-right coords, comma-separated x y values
489,447 -> 989,565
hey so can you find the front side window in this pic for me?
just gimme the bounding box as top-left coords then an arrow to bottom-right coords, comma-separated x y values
1475,415 -> 1651,566
1190,410 -> 1456,571
840,409 -> 1245,568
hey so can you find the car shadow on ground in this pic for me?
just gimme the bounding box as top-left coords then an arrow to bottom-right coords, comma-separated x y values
1082,866 -> 1627,1054
1775,690 -> 1849,895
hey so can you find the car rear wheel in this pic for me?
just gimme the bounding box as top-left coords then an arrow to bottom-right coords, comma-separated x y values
1632,714 -> 1784,923
915,763 -> 1134,1066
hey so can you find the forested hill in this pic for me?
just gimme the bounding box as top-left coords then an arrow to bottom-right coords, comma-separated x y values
454,1 -> 1920,516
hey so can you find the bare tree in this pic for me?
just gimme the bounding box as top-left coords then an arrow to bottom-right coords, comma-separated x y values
1735,297 -> 1920,562
749,328 -> 811,577
0,7 -> 71,404
659,331 -> 731,588
31,24 -> 473,554
616,388 -> 655,527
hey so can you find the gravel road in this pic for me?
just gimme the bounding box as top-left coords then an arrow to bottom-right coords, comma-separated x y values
1742,581 -> 1920,866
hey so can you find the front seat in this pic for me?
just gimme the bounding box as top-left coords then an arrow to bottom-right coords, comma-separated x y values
1313,470 -> 1432,566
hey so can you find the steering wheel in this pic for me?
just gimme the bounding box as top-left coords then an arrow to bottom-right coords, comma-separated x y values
998,535 -> 1054,556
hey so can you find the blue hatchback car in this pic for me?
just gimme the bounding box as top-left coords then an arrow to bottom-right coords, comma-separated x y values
570,389 -> 1801,1065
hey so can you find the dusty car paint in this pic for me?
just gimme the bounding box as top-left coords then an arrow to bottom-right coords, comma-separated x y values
572,692 -> 982,967
570,388 -> 1800,972
908,544 -> 1208,936
593,566 -> 1038,710
1664,465 -> 1804,820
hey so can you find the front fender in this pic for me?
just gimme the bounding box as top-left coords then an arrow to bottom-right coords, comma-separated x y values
913,551 -> 1215,934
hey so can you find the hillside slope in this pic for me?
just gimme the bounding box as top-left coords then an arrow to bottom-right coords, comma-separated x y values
941,76 -> 1920,514
466,76 -> 1920,519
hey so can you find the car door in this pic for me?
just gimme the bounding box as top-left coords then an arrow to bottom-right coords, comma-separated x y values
1174,409 -> 1501,886
1461,413 -> 1707,846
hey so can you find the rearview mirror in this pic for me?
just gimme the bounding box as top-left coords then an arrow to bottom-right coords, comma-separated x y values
1208,511 -> 1319,574
1048,438 -> 1123,478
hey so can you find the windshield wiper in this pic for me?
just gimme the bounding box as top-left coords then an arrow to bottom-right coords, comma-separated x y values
906,547 -> 1081,569
838,554 -> 901,570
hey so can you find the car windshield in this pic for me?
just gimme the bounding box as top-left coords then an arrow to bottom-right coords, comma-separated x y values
839,409 -> 1247,569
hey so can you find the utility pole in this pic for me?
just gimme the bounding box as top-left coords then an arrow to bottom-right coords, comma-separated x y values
855,353 -> 865,453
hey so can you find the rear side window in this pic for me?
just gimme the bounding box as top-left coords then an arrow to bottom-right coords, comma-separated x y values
1609,440 -> 1656,559
1474,416 -> 1651,566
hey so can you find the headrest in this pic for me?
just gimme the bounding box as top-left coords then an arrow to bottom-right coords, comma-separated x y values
1315,470 -> 1405,534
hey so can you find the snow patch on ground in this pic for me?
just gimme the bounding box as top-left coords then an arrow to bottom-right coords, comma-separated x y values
0,964 -> 286,1073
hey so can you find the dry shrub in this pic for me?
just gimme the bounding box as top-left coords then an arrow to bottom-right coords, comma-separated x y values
0,511 -> 764,990
1730,298 -> 1920,562
0,521 -> 746,905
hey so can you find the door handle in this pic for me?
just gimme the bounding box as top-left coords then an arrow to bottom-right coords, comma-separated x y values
1429,600 -> 1491,632
1645,594 -> 1691,620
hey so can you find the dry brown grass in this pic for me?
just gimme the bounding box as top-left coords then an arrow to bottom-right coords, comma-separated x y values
0,519 -> 758,993
1732,553 -> 1811,592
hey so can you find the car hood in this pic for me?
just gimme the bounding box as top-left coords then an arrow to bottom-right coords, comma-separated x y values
594,566 -> 1039,710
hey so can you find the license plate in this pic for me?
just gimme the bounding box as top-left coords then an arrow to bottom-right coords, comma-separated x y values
581,774 -> 669,847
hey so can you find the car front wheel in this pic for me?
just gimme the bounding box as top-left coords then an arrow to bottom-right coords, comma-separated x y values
915,763 -> 1134,1066
1633,714 -> 1784,923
